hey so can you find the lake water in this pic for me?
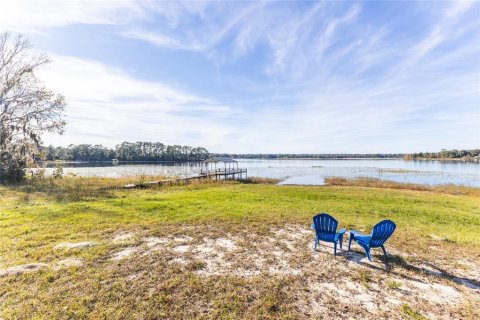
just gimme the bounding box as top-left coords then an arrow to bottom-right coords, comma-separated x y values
44,159 -> 480,187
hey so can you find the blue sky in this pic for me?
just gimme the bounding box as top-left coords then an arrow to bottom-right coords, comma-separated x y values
1,1 -> 479,153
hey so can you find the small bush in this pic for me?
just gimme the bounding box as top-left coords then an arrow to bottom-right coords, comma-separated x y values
52,165 -> 64,179
356,269 -> 371,287
387,280 -> 402,289
28,168 -> 46,184
400,304 -> 428,320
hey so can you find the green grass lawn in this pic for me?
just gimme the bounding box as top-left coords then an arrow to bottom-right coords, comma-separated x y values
2,180 -> 479,263
0,178 -> 479,319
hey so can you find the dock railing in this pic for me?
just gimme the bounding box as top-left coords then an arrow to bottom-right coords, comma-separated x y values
200,168 -> 247,180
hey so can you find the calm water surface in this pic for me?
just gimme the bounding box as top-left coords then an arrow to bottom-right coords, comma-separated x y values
45,159 -> 480,187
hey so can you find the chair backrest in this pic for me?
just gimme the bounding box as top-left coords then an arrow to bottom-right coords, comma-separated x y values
313,213 -> 338,242
370,220 -> 396,247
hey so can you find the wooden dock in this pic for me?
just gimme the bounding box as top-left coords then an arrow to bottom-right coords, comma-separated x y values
124,168 -> 247,189
200,168 -> 247,180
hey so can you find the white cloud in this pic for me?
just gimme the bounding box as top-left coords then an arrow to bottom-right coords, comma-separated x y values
0,0 -> 149,34
39,55 -> 237,149
3,1 -> 479,152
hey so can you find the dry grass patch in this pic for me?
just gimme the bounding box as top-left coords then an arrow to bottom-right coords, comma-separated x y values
1,224 -> 479,319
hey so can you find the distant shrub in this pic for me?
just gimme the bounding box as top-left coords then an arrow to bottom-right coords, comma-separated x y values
52,165 -> 64,179
28,168 -> 47,184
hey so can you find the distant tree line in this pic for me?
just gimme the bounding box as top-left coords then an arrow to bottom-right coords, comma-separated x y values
44,142 -> 209,162
404,149 -> 480,160
210,153 -> 403,159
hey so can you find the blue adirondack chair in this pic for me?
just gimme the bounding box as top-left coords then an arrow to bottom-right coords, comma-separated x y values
311,213 -> 346,256
348,220 -> 396,261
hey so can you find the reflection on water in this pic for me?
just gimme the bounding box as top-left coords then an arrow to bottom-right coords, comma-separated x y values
43,159 -> 480,187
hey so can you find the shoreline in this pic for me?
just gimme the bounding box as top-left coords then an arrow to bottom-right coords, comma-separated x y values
39,160 -> 206,164
411,158 -> 479,162
40,157 -> 480,163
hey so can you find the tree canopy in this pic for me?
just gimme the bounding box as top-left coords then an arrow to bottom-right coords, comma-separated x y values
0,32 -> 66,181
45,142 -> 209,162
405,149 -> 480,160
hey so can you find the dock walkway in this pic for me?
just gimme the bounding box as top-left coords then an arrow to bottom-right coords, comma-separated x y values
124,168 -> 247,189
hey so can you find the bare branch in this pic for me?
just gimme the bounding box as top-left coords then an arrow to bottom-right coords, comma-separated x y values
0,32 -> 66,181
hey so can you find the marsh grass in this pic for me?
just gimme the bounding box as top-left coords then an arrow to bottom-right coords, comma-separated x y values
325,177 -> 480,196
239,177 -> 281,184
7,175 -> 173,202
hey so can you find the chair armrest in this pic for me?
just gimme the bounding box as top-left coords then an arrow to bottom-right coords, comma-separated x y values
350,230 -> 367,237
337,228 -> 346,235
310,223 -> 315,230
350,230 -> 371,245
354,235 -> 371,243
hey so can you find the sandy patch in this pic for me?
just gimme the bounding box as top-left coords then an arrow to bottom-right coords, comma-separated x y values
274,225 -> 311,239
126,271 -> 145,281
407,280 -> 461,305
429,234 -> 447,241
168,257 -> 189,265
315,282 -> 378,313
54,242 -> 95,250
53,258 -> 83,270
111,247 -> 138,260
143,236 -> 170,248
98,225 -> 479,319
214,238 -> 237,250
173,236 -> 193,243
0,263 -> 48,277
113,233 -> 135,243
172,245 -> 191,254
191,239 -> 235,275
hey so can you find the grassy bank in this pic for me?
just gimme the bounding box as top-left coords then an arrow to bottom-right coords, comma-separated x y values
0,177 -> 479,319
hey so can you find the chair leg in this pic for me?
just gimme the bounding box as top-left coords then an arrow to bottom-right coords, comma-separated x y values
334,242 -> 337,257
365,248 -> 372,261
339,235 -> 343,250
381,245 -> 388,261
313,237 -> 318,252
348,234 -> 353,251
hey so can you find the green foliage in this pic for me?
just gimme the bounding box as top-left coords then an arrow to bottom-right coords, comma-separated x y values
0,155 -> 27,182
52,164 -> 64,179
407,148 -> 480,160
27,168 -> 47,184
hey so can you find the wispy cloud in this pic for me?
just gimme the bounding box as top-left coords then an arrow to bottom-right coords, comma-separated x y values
0,0 -> 148,34
39,55 -> 237,148
2,0 -> 479,152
